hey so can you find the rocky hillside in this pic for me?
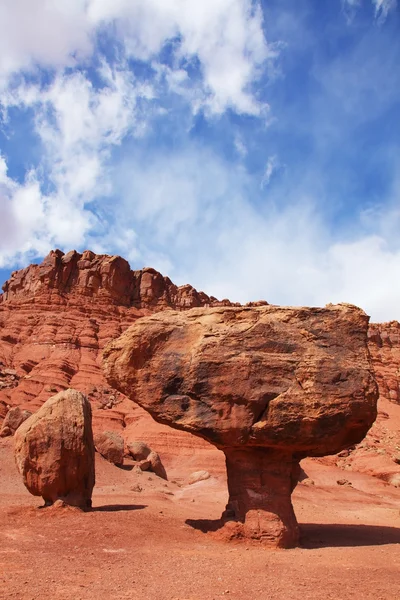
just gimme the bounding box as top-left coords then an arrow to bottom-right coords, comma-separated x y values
0,249 -> 399,484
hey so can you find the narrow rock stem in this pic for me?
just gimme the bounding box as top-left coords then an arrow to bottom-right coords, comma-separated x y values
222,447 -> 299,548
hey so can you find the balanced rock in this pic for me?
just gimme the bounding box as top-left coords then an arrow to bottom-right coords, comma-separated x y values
94,431 -> 124,466
0,406 -> 32,437
14,389 -> 95,508
104,304 -> 378,548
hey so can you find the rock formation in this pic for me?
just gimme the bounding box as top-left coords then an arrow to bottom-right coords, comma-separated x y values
94,430 -> 124,466
127,440 -> 167,479
14,389 -> 95,508
368,322 -> 400,405
1,248 -> 234,309
103,304 -> 378,548
0,249 -> 399,487
0,406 -> 32,437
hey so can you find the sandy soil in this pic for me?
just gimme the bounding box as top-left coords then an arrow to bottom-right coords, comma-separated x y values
1,438 -> 399,600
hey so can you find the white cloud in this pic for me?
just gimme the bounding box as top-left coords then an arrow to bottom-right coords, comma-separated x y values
0,0 -> 276,265
261,155 -> 279,188
342,0 -> 397,21
0,1 -> 92,86
0,61 -> 145,263
0,155 -> 50,264
0,0 -> 273,116
373,0 -> 398,21
112,146 -> 400,322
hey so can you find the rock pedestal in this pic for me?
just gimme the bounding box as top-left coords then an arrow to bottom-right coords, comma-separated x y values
222,448 -> 299,547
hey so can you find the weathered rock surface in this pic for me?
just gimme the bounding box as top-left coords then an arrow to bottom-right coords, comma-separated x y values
94,431 -> 124,466
14,389 -> 95,508
368,322 -> 400,405
103,304 -> 378,547
0,406 -> 32,437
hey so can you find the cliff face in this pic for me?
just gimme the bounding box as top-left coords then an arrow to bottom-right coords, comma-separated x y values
1,248 -> 234,310
368,322 -> 400,405
0,249 -> 399,483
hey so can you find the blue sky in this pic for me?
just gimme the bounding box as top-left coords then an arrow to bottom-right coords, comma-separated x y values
0,0 -> 399,320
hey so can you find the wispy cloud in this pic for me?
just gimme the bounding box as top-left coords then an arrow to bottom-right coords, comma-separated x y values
261,155 -> 279,188
342,0 -> 398,22
373,0 -> 398,22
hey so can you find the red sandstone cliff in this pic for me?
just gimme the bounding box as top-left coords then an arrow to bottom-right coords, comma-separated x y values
0,250 -> 399,484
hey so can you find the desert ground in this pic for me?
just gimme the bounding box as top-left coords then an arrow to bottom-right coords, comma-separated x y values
1,436 -> 399,600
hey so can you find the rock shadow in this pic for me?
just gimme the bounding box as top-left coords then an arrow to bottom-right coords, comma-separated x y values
185,518 -> 224,533
300,523 -> 400,548
187,520 -> 400,549
92,504 -> 147,512
118,464 -> 137,471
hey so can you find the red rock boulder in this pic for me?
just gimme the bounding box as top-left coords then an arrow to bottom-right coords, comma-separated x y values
94,430 -> 124,466
14,389 -> 95,508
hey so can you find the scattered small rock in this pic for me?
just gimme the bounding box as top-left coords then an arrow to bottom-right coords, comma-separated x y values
130,484 -> 142,493
389,474 -> 400,488
337,449 -> 350,458
187,470 -> 211,485
337,478 -> 352,486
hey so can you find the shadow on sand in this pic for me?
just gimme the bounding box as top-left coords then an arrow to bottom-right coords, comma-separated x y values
300,523 -> 400,548
185,518 -> 224,533
186,519 -> 400,548
92,504 -> 147,512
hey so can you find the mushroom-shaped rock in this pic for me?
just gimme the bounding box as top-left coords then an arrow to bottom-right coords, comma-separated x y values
103,305 -> 378,547
14,389 -> 95,508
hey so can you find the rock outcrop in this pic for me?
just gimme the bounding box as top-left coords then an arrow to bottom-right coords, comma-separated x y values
368,322 -> 400,405
14,389 -> 95,508
103,304 -> 378,548
1,248 -> 233,310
